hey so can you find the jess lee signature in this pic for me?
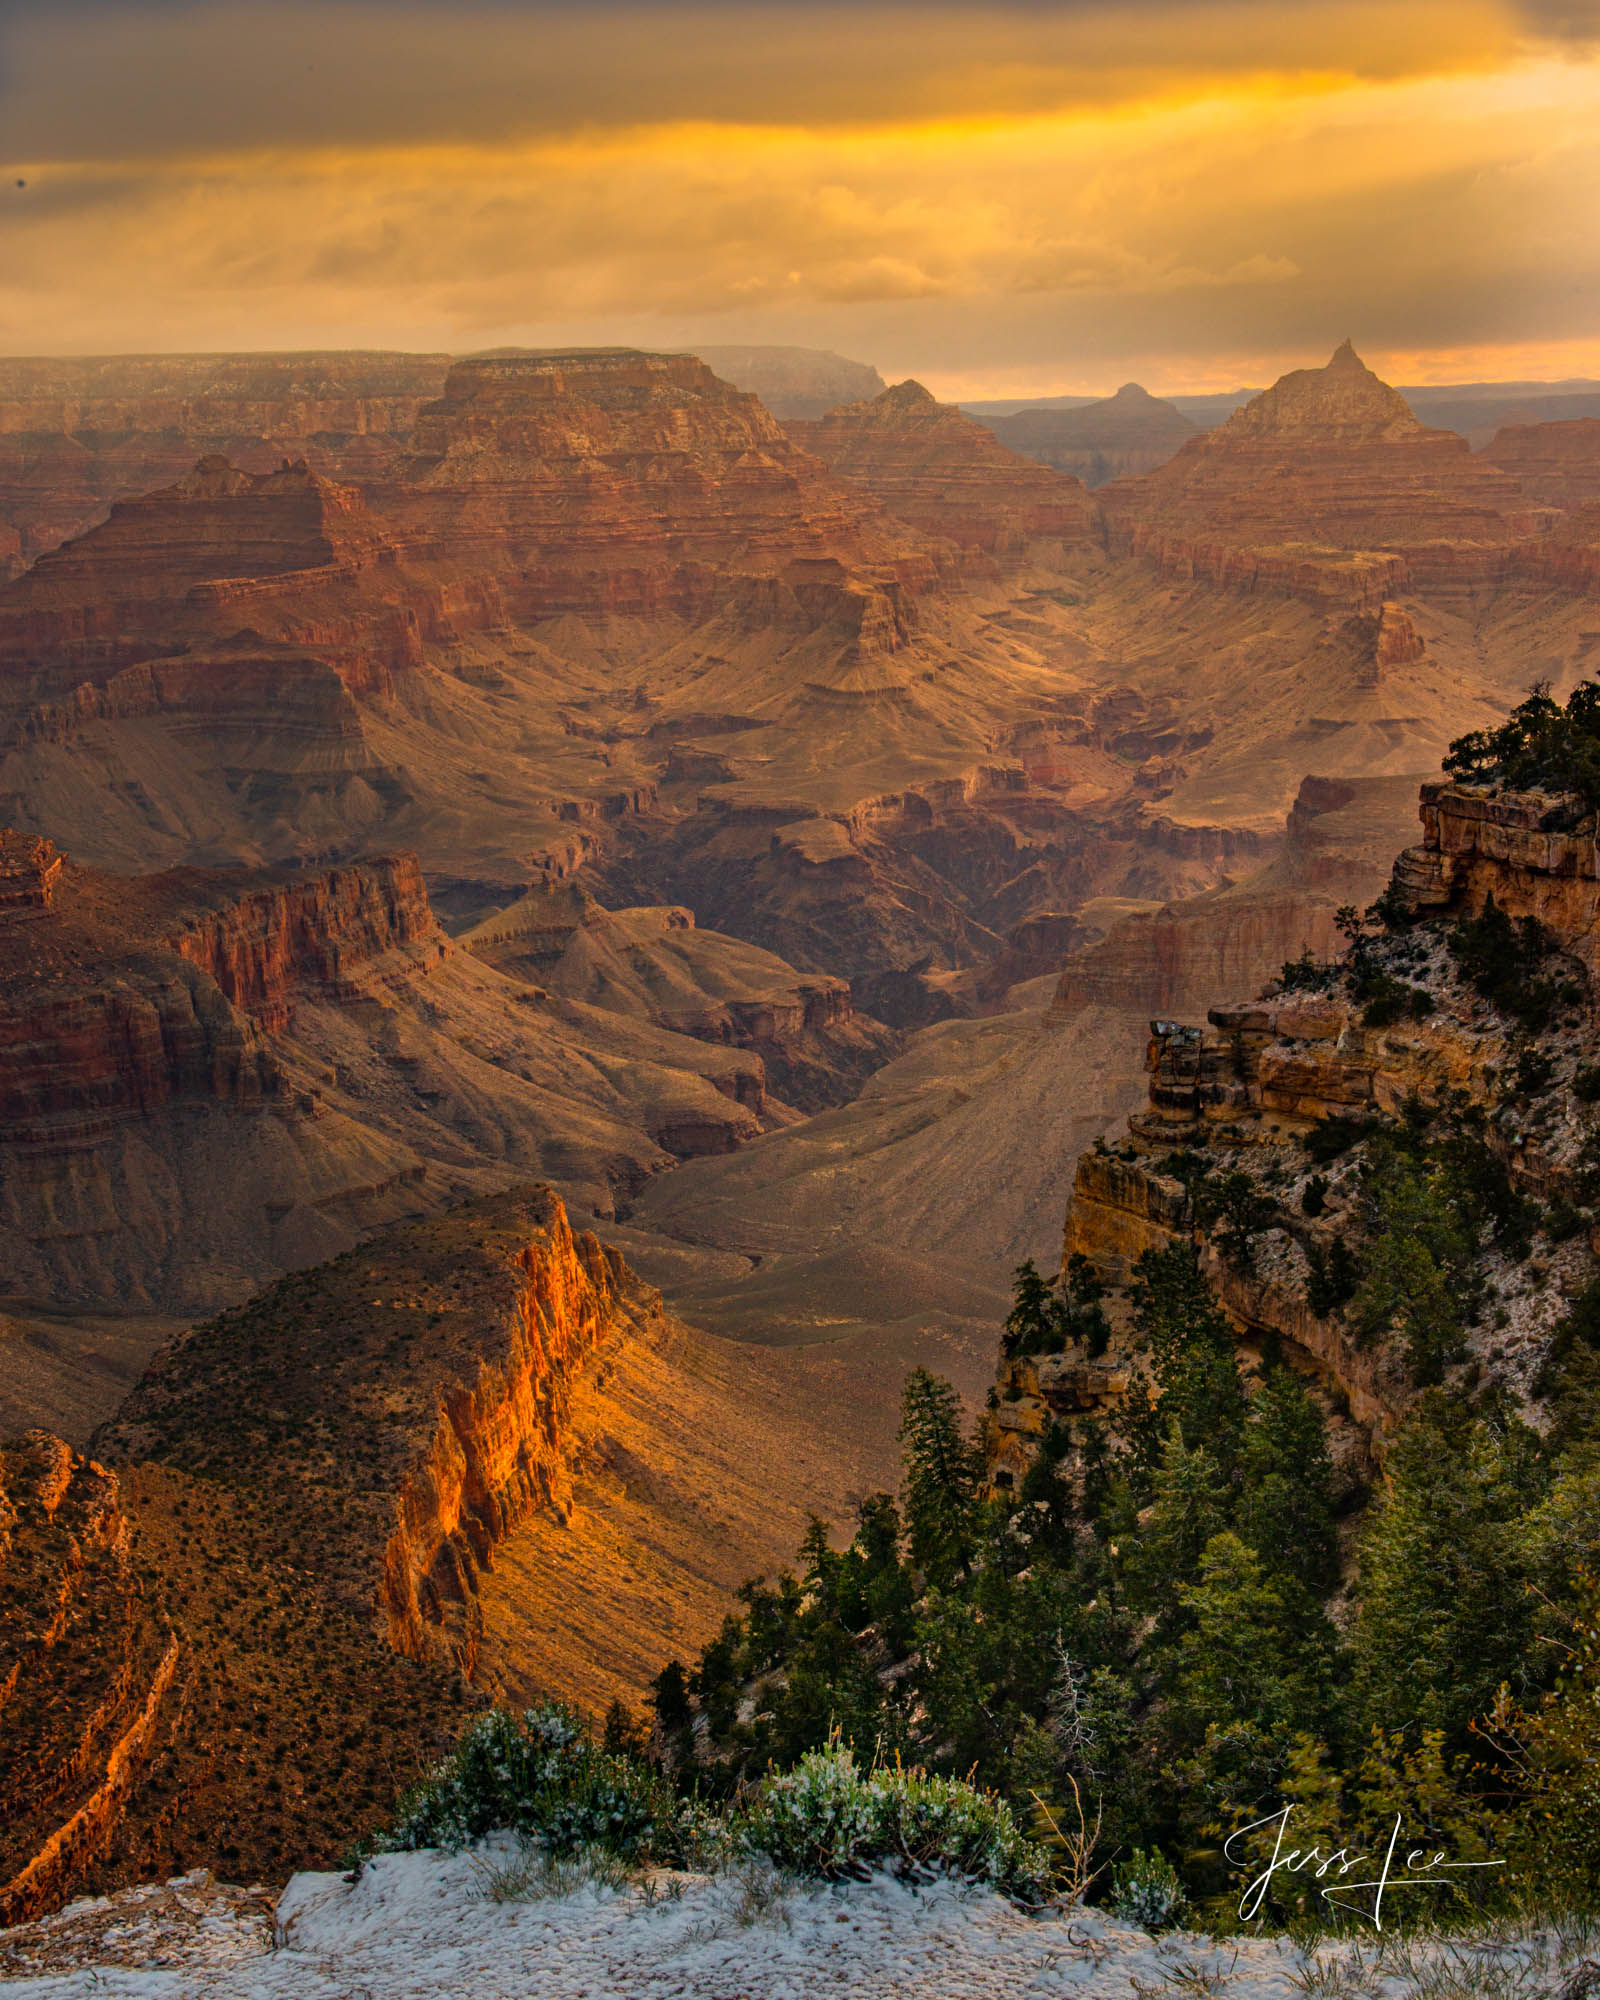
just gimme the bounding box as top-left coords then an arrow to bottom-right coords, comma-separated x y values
1225,1806 -> 1504,1929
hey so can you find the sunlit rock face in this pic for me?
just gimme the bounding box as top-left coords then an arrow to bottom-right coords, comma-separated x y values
1100,342 -> 1554,606
383,349 -> 945,621
0,351 -> 451,581
787,379 -> 1100,565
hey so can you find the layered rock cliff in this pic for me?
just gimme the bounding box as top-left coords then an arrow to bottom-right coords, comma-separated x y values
1,1185 -> 654,1911
1482,416 -> 1600,510
787,379 -> 1098,564
0,834 -> 786,1315
98,1185 -> 659,1677
385,350 -> 943,624
991,768 -> 1600,1490
0,351 -> 450,581
1100,342 -> 1552,606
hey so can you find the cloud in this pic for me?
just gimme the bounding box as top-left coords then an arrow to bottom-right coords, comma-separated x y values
0,1 -> 1528,160
0,3 -> 1596,390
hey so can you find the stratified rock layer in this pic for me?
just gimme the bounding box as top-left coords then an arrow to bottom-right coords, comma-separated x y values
788,380 -> 1098,562
0,351 -> 450,581
1101,342 -> 1550,605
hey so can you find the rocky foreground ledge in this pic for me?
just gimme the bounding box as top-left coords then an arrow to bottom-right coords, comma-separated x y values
1,1852 -> 1591,1999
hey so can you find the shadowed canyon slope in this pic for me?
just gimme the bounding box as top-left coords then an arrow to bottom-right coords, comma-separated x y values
0,827 -> 908,1349
3,1186 -> 894,1916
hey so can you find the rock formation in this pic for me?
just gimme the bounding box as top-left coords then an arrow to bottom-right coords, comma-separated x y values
1,1189 -> 647,1910
461,884 -> 898,1109
787,379 -> 1098,563
385,350 -> 942,621
1100,342 -> 1552,605
1000,765 -> 1600,1498
0,834 -> 804,1320
0,351 -> 449,581
979,382 -> 1197,487
1482,416 -> 1600,510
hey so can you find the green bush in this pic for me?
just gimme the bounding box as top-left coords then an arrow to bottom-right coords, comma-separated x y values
1108,1846 -> 1188,1932
737,1739 -> 1050,1901
1443,678 -> 1600,813
383,1701 -> 685,1863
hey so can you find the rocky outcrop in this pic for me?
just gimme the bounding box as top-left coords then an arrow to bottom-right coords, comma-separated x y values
979,383 -> 1197,488
1482,417 -> 1600,509
1389,779 -> 1600,971
0,351 -> 450,581
0,1434 -> 179,1928
98,1187 -> 661,1676
165,853 -> 443,1033
463,886 -> 898,1110
385,350 -> 943,627
1039,772 -> 1600,1469
1100,343 -> 1553,606
788,380 -> 1098,563
1052,773 -> 1418,1021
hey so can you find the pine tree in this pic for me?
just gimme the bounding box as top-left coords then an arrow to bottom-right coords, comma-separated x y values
1004,1259 -> 1059,1359
1351,1396 -> 1546,1741
1238,1366 -> 1339,1602
650,1659 -> 692,1737
898,1368 -> 980,1586
1123,1424 -> 1229,1624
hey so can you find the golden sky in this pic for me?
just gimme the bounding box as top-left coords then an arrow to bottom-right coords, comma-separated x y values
3,0 -> 1599,395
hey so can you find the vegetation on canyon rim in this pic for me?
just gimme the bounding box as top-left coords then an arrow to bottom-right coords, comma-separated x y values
542,694 -> 1600,1931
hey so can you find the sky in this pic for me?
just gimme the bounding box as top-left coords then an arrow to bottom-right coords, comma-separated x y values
2,0 -> 1599,398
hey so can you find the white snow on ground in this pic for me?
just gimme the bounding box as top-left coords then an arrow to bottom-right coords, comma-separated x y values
0,1845 -> 1589,2000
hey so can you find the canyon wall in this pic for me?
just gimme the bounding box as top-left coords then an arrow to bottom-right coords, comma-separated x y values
4,1185 -> 651,1913
0,352 -> 450,581
989,773 -> 1600,1492
787,379 -> 1099,562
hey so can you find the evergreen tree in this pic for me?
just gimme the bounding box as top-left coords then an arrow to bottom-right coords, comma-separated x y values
650,1659 -> 692,1737
1130,1246 -> 1248,1474
898,1368 -> 980,1586
1003,1259 -> 1060,1358
1123,1425 -> 1230,1626
1351,1397 -> 1546,1741
1238,1366 -> 1339,1602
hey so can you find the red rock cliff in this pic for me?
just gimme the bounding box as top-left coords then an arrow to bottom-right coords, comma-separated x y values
788,379 -> 1099,563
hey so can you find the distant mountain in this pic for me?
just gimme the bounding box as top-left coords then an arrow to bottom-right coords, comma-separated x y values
691,344 -> 887,418
974,382 -> 1197,486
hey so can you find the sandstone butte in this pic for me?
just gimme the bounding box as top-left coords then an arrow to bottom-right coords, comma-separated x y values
0,1187 -> 644,1920
988,769 -> 1600,1496
381,349 -> 945,621
785,378 -> 1100,565
976,382 -> 1200,489
0,351 -> 451,582
1098,340 -> 1560,607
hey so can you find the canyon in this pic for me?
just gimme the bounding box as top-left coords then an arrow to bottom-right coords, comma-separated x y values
7,334 -> 1600,1920
991,768 -> 1600,1494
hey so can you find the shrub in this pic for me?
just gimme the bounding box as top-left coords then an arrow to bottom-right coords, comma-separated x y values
383,1701 -> 684,1863
737,1739 -> 1050,1902
1108,1846 -> 1187,1932
1443,678 -> 1600,813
